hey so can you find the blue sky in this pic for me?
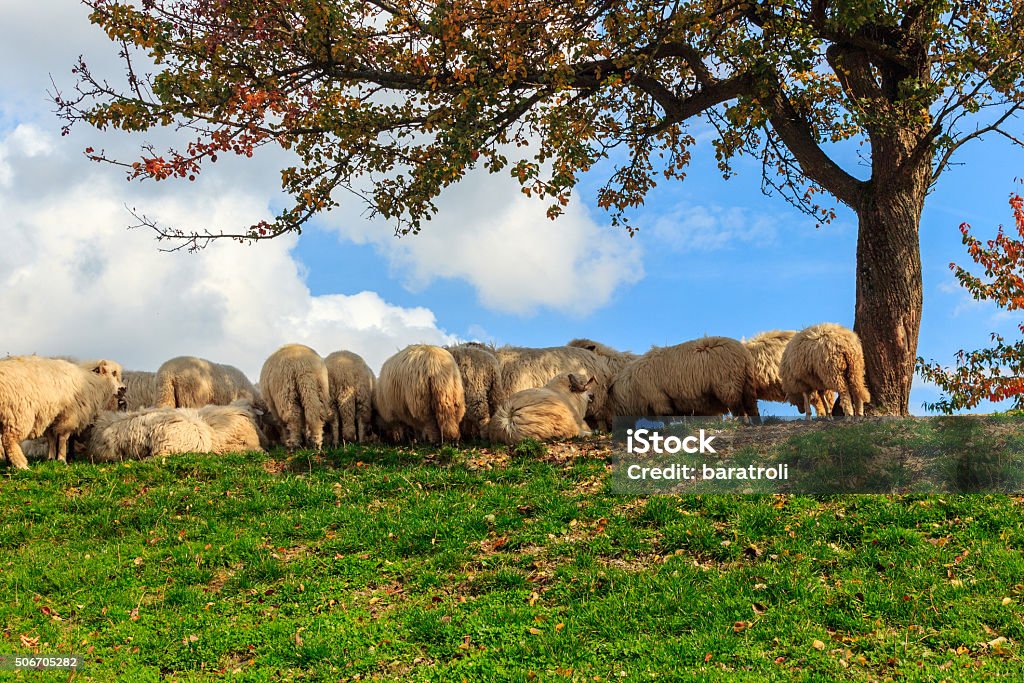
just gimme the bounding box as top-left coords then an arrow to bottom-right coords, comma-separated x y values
1,0 -> 1021,414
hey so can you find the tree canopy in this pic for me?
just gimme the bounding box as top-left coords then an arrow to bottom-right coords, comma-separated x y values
57,0 -> 1024,247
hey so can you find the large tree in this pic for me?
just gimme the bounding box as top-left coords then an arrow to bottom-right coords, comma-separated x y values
56,0 -> 1024,414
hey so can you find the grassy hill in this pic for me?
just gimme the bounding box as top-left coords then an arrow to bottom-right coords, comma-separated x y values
1,433 -> 1023,681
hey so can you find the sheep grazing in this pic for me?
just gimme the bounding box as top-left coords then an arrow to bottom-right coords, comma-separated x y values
259,344 -> 330,451
780,323 -> 871,419
446,343 -> 500,440
154,356 -> 258,409
0,356 -> 125,469
324,350 -> 375,445
606,336 -> 759,419
374,345 -> 466,443
492,344 -> 616,431
489,372 -> 595,444
122,370 -> 157,410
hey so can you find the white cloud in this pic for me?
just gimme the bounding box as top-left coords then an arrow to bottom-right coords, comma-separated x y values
326,169 -> 645,315
0,124 -> 454,377
646,204 -> 778,252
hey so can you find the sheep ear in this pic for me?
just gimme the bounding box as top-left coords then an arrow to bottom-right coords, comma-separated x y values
92,362 -> 107,375
584,377 -> 596,390
568,374 -> 586,392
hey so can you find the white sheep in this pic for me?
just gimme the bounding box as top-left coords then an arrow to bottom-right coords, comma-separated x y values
259,344 -> 330,451
492,344 -> 615,431
324,350 -> 375,445
85,407 -> 213,462
154,356 -> 257,409
122,370 -> 157,410
489,372 -> 595,444
606,336 -> 759,420
780,323 -> 871,418
374,345 -> 466,443
447,343 -> 500,440
0,356 -> 125,469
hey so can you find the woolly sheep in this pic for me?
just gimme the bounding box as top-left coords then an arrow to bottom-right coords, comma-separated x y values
122,370 -> 157,410
447,343 -> 500,440
374,345 -> 466,443
606,336 -> 759,419
489,372 -> 595,444
259,344 -> 330,451
0,356 -> 125,469
743,330 -> 832,416
154,356 -> 258,409
199,400 -> 268,453
324,350 -> 375,445
780,323 -> 871,418
492,344 -> 615,431
84,407 -> 213,462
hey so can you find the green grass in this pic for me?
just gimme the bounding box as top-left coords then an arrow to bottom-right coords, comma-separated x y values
2,437 -> 1024,681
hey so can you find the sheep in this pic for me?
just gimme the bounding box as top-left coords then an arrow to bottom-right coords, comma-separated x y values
84,407 -> 214,462
605,336 -> 759,420
489,372 -> 595,444
446,343 -> 500,440
324,350 -> 375,445
566,338 -> 638,374
122,370 -> 157,410
0,356 -> 125,469
374,345 -> 466,443
492,344 -> 616,431
199,400 -> 268,453
259,344 -> 330,451
743,330 -> 833,417
780,323 -> 871,419
154,356 -> 258,409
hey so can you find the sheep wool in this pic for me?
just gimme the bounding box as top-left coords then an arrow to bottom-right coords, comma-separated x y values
447,343 -> 500,440
780,323 -> 871,418
0,356 -> 124,469
324,350 -> 375,445
154,356 -> 258,409
374,345 -> 466,443
259,344 -> 330,451
492,344 -> 615,431
489,372 -> 595,444
606,336 -> 759,420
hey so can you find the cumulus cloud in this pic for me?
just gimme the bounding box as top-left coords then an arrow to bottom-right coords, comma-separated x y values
0,124 -> 454,377
326,169 -> 645,315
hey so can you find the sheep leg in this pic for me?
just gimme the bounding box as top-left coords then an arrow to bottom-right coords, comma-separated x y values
2,431 -> 29,470
840,391 -> 854,418
47,433 -> 58,461
802,392 -> 812,420
56,433 -> 71,464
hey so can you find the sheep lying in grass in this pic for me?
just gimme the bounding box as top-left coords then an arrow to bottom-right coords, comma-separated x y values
374,345 -> 466,444
492,344 -> 615,431
324,350 -> 375,445
83,400 -> 266,462
606,336 -> 759,419
154,356 -> 258,409
489,372 -> 595,444
447,343 -> 500,440
744,330 -> 833,416
122,370 -> 157,410
85,408 -> 213,462
199,400 -> 268,453
0,356 -> 125,469
259,344 -> 330,451
780,323 -> 871,418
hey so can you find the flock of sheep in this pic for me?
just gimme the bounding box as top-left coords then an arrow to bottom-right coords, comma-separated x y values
0,323 -> 870,469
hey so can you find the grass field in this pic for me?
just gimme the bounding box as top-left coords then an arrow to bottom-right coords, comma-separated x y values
2,426 -> 1024,681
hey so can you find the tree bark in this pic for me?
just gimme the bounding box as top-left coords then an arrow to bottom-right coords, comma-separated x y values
854,150 -> 928,415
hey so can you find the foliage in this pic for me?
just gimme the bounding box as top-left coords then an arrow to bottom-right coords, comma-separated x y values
54,0 -> 1024,248
918,193 -> 1024,412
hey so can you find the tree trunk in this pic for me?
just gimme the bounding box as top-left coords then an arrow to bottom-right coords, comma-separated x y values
853,175 -> 927,416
